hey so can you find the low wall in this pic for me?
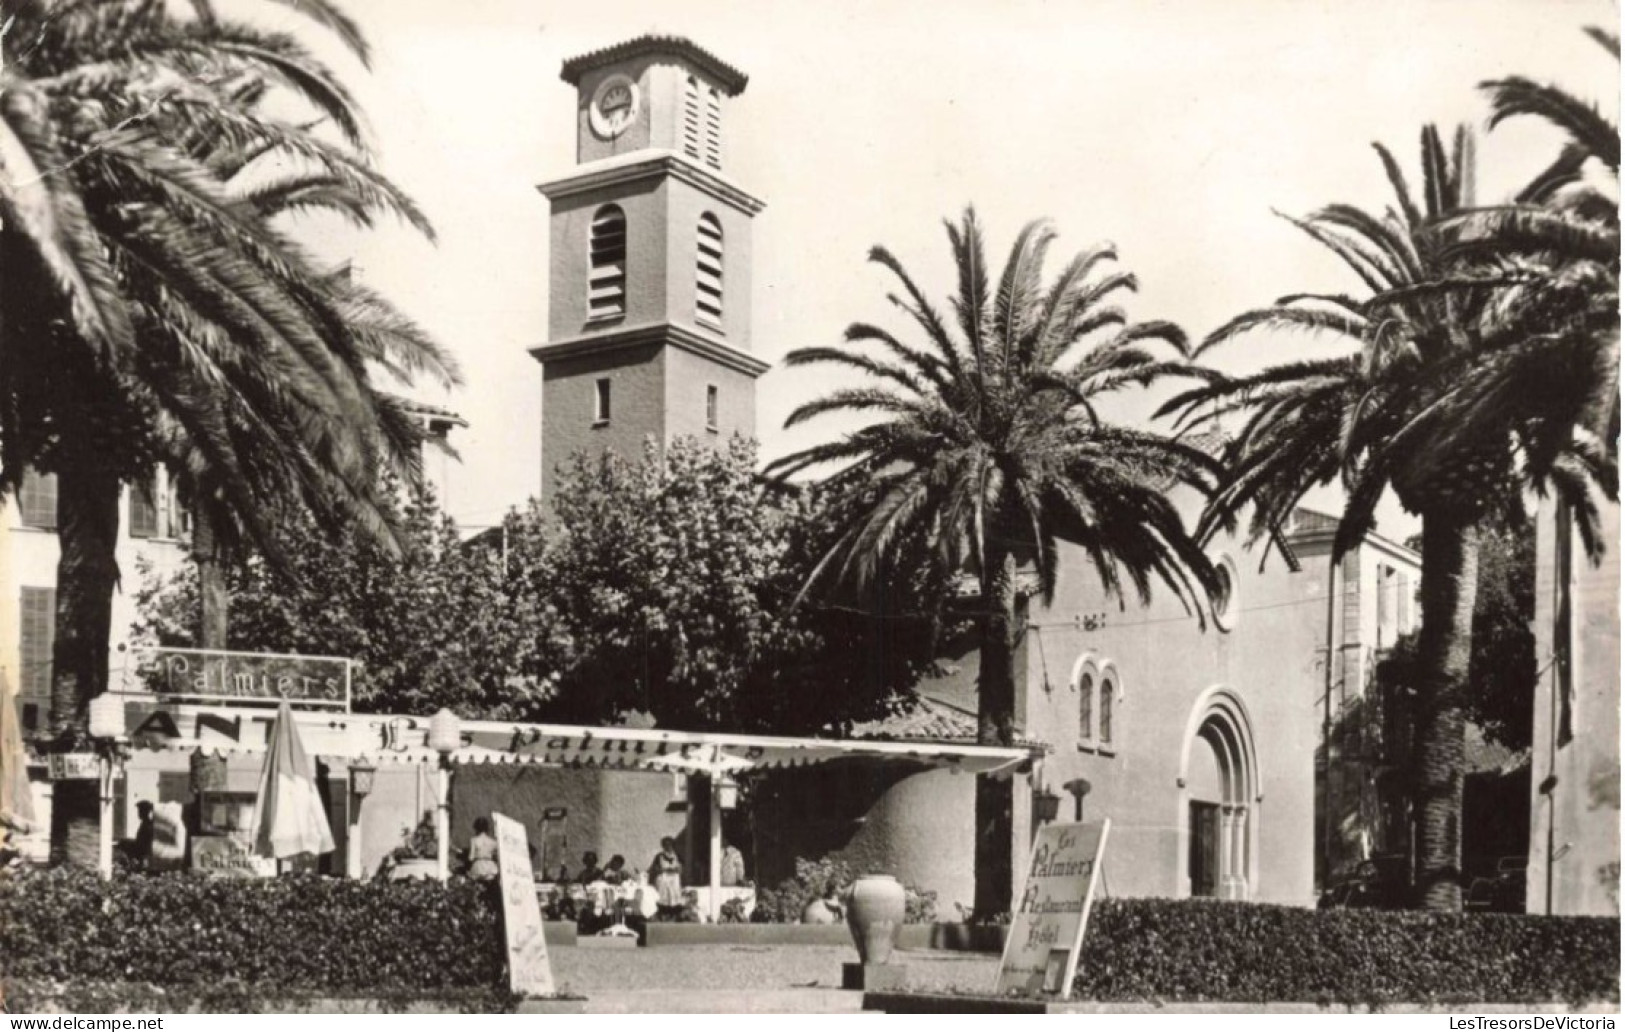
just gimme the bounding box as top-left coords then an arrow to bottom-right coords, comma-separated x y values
634,923 -> 1005,950
865,993 -> 1621,1015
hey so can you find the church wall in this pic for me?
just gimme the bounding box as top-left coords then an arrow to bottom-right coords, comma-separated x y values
540,342 -> 665,501
664,346 -> 756,445
1019,518 -> 1322,906
662,180 -> 756,345
546,182 -> 670,340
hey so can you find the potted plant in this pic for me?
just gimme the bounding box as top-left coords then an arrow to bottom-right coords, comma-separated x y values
377,811 -> 439,881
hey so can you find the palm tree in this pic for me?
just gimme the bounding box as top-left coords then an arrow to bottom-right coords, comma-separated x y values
1453,26 -> 1619,465
1,0 -> 456,867
1164,127 -> 1616,910
765,209 -> 1224,917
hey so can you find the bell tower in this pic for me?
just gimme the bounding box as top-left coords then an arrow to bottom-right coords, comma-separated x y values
532,35 -> 769,501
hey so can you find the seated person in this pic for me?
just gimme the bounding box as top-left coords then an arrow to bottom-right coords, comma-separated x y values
602,854 -> 630,885
577,850 -> 605,884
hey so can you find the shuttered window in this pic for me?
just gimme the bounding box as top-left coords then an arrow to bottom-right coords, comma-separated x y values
588,205 -> 627,320
129,476 -> 159,539
18,471 -> 56,530
20,587 -> 54,698
682,77 -> 702,160
704,87 -> 722,170
696,213 -> 723,329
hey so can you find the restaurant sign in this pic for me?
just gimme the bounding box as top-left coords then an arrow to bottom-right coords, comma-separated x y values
134,647 -> 353,709
995,819 -> 1110,998
494,813 -> 555,997
192,835 -> 275,879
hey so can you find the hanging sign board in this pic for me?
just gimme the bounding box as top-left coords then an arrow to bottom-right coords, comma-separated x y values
133,647 -> 353,709
47,753 -> 99,780
493,812 -> 556,997
995,819 -> 1110,999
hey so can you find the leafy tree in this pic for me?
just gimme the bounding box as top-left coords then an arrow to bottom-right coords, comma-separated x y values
2,1 -> 454,865
766,209 -> 1223,919
1376,515 -> 1537,756
137,439 -> 933,734
134,484 -> 568,719
538,435 -> 932,733
1165,128 -> 1614,910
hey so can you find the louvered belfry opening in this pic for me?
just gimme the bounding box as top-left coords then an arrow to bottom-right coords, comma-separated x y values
696,213 -> 724,328
683,76 -> 702,160
588,204 -> 627,319
704,87 -> 722,169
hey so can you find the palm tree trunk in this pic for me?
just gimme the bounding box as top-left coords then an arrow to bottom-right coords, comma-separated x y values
973,538 -> 1019,920
48,463 -> 121,869
193,507 -> 229,649
1411,512 -> 1481,911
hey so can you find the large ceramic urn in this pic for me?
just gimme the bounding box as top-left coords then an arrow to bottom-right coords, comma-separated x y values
846,874 -> 906,965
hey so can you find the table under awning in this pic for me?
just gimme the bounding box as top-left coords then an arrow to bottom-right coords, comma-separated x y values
119,697 -> 1043,914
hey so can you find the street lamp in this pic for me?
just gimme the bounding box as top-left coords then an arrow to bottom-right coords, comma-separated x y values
87,693 -> 128,881
346,759 -> 377,881
1033,787 -> 1061,824
428,710 -> 460,882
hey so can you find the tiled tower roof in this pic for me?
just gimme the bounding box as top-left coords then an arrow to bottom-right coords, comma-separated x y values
561,34 -> 749,94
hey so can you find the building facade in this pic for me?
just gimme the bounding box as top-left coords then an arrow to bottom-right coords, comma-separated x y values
751,504 -> 1417,912
1526,495 -> 1620,916
2,469 -> 191,737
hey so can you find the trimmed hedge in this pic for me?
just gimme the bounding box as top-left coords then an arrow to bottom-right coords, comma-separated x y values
1074,899 -> 1620,1005
4,871 -> 1616,1006
0,867 -> 508,994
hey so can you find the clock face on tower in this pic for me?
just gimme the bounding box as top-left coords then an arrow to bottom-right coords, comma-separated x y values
589,74 -> 640,139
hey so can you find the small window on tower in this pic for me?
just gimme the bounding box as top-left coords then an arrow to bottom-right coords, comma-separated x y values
706,385 -> 719,432
697,213 -> 724,329
588,205 -> 627,321
682,77 -> 702,160
704,87 -> 722,170
594,378 -> 612,425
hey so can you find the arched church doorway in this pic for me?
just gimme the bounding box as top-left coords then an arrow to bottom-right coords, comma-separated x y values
1179,688 -> 1259,900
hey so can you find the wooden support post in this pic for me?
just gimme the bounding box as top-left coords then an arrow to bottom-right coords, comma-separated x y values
709,777 -> 723,922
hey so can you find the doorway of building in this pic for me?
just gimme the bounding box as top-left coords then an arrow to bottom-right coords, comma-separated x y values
1189,801 -> 1221,897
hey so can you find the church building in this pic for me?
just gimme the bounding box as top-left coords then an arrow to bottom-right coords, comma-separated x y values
519,34 -> 1421,913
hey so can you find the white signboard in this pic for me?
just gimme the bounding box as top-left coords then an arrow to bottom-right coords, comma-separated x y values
192,835 -> 274,878
493,813 -> 555,998
47,753 -> 99,780
996,819 -> 1110,998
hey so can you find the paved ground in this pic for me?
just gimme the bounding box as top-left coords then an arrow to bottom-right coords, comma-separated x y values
549,944 -> 999,1010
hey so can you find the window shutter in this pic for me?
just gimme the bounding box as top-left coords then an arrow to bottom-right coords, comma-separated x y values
704,88 -> 722,170
18,471 -> 57,530
589,206 -> 627,320
682,77 -> 702,160
129,477 -> 159,538
697,214 -> 724,328
20,587 -> 55,698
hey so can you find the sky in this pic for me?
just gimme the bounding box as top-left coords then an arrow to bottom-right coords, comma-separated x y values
250,0 -> 1618,537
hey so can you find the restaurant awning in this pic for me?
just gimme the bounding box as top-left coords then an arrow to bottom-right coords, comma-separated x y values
123,698 -> 1041,778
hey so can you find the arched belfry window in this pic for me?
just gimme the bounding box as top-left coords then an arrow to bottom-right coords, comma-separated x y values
696,213 -> 724,328
588,205 -> 626,320
704,87 -> 722,169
